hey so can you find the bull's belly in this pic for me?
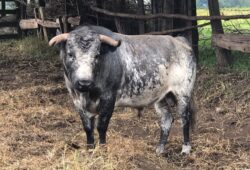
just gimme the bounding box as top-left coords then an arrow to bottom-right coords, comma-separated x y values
115,86 -> 168,107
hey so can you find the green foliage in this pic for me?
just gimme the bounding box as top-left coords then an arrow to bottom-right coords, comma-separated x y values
197,8 -> 250,72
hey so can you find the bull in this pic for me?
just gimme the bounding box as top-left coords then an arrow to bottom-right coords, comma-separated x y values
49,26 -> 196,154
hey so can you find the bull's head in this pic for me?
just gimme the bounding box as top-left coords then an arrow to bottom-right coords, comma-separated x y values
49,28 -> 120,92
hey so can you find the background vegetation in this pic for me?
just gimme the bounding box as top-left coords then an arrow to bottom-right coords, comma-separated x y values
197,8 -> 250,72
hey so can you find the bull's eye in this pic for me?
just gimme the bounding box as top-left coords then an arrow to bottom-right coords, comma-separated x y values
68,53 -> 75,61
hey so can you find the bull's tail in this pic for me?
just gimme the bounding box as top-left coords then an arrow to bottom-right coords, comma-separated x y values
188,96 -> 197,132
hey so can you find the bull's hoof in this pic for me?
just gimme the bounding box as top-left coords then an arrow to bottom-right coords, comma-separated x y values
86,144 -> 95,150
98,144 -> 108,152
181,144 -> 191,154
156,145 -> 165,156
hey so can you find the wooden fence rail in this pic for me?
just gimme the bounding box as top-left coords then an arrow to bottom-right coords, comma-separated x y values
91,6 -> 250,21
212,34 -> 250,53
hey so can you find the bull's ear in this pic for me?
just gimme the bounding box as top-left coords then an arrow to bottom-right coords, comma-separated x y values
99,34 -> 121,47
49,33 -> 69,46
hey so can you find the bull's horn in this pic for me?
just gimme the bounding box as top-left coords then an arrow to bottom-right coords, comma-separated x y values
49,33 -> 69,46
99,35 -> 120,47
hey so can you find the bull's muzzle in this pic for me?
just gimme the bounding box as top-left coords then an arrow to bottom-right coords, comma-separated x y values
76,80 -> 94,92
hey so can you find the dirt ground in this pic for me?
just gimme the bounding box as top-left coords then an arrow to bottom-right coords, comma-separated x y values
0,44 -> 249,170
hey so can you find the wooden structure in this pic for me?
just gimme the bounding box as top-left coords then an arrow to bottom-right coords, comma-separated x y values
19,0 -> 78,41
4,0 -> 250,67
90,0 -> 200,59
212,34 -> 250,53
0,0 -> 22,39
90,1 -> 250,67
19,10 -> 75,42
208,0 -> 232,67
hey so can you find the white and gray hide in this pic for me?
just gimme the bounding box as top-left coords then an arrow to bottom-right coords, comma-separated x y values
49,26 -> 197,155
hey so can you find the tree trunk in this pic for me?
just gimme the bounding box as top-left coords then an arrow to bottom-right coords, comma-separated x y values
173,0 -> 186,33
77,0 -> 87,24
162,0 -> 174,32
96,0 -> 104,25
138,0 -> 145,34
151,0 -> 155,31
151,0 -> 159,31
187,0 -> 199,61
157,0 -> 162,31
208,0 -> 232,67
113,0 -> 126,34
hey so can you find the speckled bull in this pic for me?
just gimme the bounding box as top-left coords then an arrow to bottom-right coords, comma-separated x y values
49,25 -> 196,155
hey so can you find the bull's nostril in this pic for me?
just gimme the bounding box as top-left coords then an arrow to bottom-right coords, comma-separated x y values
77,80 -> 93,90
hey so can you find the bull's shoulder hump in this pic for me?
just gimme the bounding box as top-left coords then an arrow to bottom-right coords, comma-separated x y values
173,36 -> 192,51
114,34 -> 178,49
114,33 -> 193,55
114,34 -> 189,47
115,33 -> 173,41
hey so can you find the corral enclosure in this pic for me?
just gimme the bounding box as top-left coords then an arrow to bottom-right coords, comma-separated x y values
0,0 -> 250,169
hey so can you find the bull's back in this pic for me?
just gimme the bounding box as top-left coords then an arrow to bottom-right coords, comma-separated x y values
115,34 -> 194,107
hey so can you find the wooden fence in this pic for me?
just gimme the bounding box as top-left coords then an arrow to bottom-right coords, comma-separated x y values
6,0 -> 250,67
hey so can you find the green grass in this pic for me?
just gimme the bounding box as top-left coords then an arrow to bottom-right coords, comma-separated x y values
197,8 -> 250,72
231,52 -> 250,72
0,36 -> 58,60
199,48 -> 250,72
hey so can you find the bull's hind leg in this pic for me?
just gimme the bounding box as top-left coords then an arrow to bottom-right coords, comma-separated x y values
177,96 -> 192,154
155,95 -> 173,155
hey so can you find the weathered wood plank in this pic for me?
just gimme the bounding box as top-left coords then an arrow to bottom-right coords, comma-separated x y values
36,19 -> 59,28
38,7 -> 48,42
19,19 -> 59,30
19,19 -> 38,29
208,0 -> 232,67
68,16 -> 80,26
212,34 -> 250,53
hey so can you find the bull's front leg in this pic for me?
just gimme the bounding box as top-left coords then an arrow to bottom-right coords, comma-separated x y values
79,111 -> 95,148
97,93 -> 116,144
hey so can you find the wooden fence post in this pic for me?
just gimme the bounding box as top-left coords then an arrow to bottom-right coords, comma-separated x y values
187,0 -> 199,61
38,7 -> 48,42
208,0 -> 232,67
162,0 -> 173,32
138,0 -> 145,34
34,8 -> 41,38
62,16 -> 70,33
